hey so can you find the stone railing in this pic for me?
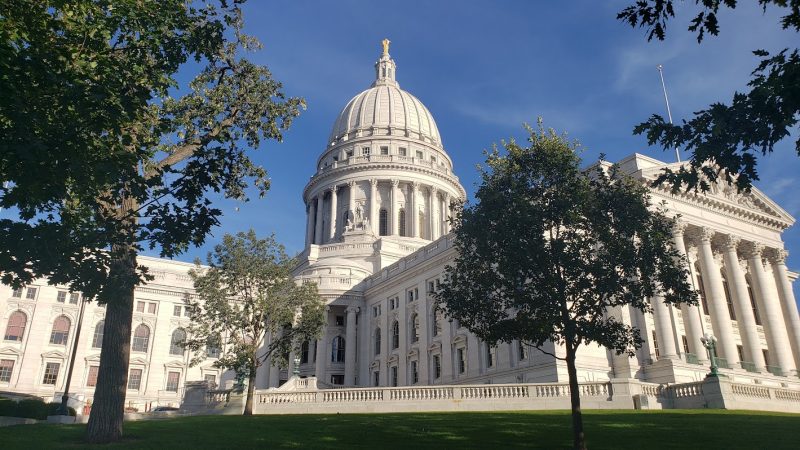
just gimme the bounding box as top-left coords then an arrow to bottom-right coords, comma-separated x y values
671,382 -> 704,398
317,154 -> 457,178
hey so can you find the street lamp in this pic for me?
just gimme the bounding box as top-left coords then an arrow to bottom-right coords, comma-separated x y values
700,334 -> 719,378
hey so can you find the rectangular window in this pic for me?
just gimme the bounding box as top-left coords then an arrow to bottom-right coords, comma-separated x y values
487,346 -> 496,368
25,288 -> 37,300
762,349 -> 770,366
399,147 -> 407,156
128,368 -> 142,390
166,371 -> 180,392
204,374 -> 217,389
335,315 -> 345,327
42,362 -> 60,385
373,371 -> 380,386
411,361 -> 418,384
391,366 -> 398,387
433,355 -> 441,379
330,374 -> 344,385
11,288 -> 23,298
86,366 -> 99,387
682,335 -> 690,354
362,146 -> 370,156
457,348 -> 466,374
69,293 -> 79,304
0,359 -> 14,383
518,341 -> 528,361
737,345 -> 745,363
652,331 -> 660,359
431,155 -> 437,164
345,149 -> 354,158
174,305 -> 182,317
147,302 -> 157,314
56,291 -> 67,303
415,150 -> 423,159
427,281 -> 435,293
380,146 -> 389,155
136,301 -> 145,313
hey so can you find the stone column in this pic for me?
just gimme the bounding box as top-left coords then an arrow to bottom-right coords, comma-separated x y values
328,185 -> 338,242
347,181 -> 357,229
694,227 -> 739,366
344,306 -> 359,385
390,179 -> 399,236
443,192 -> 452,234
314,193 -> 324,245
315,307 -> 330,382
429,187 -> 439,240
747,243 -> 793,375
369,179 -> 378,235
722,235 -> 765,371
673,223 -> 706,362
304,202 -> 313,247
651,292 -> 678,360
768,249 -> 800,374
411,182 -> 420,238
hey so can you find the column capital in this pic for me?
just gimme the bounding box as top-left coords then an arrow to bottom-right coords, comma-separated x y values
411,181 -> 420,190
370,178 -> 378,187
672,219 -> 688,236
346,305 -> 360,315
742,241 -> 765,260
689,226 -> 715,245
430,186 -> 438,195
347,180 -> 357,188
766,248 -> 788,265
329,185 -> 338,194
720,234 -> 741,252
390,179 -> 400,188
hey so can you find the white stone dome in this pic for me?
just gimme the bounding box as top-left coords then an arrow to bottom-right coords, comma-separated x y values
327,49 -> 442,148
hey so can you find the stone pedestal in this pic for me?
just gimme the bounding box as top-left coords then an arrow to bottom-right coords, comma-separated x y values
645,358 -> 679,384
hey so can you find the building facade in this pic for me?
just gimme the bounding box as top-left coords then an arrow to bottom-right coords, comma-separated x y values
2,43 -> 799,413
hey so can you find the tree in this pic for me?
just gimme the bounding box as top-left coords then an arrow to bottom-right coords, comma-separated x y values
617,1 -> 799,192
434,123 -> 696,450
184,230 -> 325,415
0,1 -> 303,442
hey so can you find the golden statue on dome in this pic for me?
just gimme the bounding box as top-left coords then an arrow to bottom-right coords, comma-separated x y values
381,38 -> 391,56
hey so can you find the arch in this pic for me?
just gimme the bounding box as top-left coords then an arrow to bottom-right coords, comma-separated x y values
398,208 -> 406,236
49,315 -> 71,345
92,321 -> 104,349
170,328 -> 186,355
379,209 -> 388,236
132,324 -> 150,353
374,328 -> 381,355
3,311 -> 27,342
410,313 -> 419,343
391,321 -> 400,349
331,336 -> 345,363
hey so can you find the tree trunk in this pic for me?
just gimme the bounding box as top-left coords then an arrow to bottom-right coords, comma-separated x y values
565,343 -> 587,450
243,365 -> 257,415
85,244 -> 137,443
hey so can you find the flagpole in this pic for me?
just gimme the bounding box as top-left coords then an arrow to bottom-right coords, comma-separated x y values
657,64 -> 681,162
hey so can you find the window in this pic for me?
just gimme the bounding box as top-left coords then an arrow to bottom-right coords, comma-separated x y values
380,146 -> 389,155
737,345 -> 745,363
415,150 -> 423,159
331,336 -> 345,363
362,146 -> 370,156
652,331 -> 660,359
372,305 -> 382,317
486,346 -> 497,368
92,321 -> 104,349
407,288 -> 418,303
335,315 -> 345,327
25,288 -> 37,300
42,362 -> 60,385
379,209 -> 388,236
173,305 -> 182,317
4,311 -> 27,342
746,276 -> 762,325
374,328 -> 381,355
411,360 -> 418,384
69,293 -> 79,304
204,374 -> 217,389
345,149 -> 354,158
132,324 -> 150,353
696,269 -> 709,315
398,209 -> 406,236
399,147 -> 407,156
433,308 -> 443,337
56,291 -> 67,303
0,359 -> 14,383
136,301 -> 145,313
170,328 -> 186,356
433,355 -> 441,379
682,335 -> 689,354
86,366 -> 99,387
331,374 -> 344,385
391,321 -> 399,349
410,314 -> 419,343
389,296 -> 399,310
147,302 -> 157,314
518,341 -> 528,361
128,368 -> 142,390
166,371 -> 180,392
763,349 -> 770,366
431,155 -> 437,164
373,371 -> 380,386
11,288 -> 22,298
300,341 -> 309,364
721,272 -> 736,320
457,348 -> 466,374
428,281 -> 435,293
206,335 -> 221,358
49,316 -> 71,345
390,366 -> 398,387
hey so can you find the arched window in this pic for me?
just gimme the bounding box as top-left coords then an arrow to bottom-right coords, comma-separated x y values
132,324 -> 150,353
410,314 -> 419,343
206,334 -> 221,358
331,336 -> 345,363
4,311 -> 27,342
720,271 -> 736,320
374,328 -> 381,355
398,209 -> 406,236
379,209 -> 388,236
170,328 -> 186,356
745,275 -> 761,325
49,316 -> 71,345
300,341 -> 309,364
391,321 -> 400,349
92,321 -> 104,349
432,308 -> 443,337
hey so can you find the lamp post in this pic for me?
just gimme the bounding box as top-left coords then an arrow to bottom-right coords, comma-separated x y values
59,294 -> 87,416
700,334 -> 719,378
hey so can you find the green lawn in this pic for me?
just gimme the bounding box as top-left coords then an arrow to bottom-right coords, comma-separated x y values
0,410 -> 797,449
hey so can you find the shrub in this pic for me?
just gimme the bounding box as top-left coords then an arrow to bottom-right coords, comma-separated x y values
0,398 -> 16,416
15,399 -> 49,420
46,402 -> 76,417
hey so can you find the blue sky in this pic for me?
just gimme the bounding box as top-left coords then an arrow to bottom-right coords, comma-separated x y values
157,1 -> 800,284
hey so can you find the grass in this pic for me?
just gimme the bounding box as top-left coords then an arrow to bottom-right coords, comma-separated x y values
0,410 -> 798,449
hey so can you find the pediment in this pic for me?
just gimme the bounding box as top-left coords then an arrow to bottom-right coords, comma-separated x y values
0,346 -> 22,356
84,353 -> 102,363
428,341 -> 442,352
164,360 -> 187,369
129,357 -> 148,366
41,350 -> 66,359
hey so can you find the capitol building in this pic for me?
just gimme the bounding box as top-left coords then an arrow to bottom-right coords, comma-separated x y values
2,43 -> 800,413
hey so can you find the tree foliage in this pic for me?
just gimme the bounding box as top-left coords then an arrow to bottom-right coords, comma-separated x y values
435,123 -> 696,450
617,1 -> 799,192
0,0 -> 303,442
184,230 -> 325,415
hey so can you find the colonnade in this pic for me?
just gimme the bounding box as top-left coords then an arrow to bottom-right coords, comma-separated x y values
305,179 -> 454,246
648,223 -> 800,376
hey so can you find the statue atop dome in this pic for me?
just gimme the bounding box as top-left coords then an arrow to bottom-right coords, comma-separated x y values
381,38 -> 391,56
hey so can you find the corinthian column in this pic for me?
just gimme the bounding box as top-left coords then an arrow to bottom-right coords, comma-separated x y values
745,243 -> 793,375
443,192 -> 452,234
305,201 -> 314,247
314,193 -> 324,245
651,292 -> 678,359
767,249 -> 800,374
693,227 -> 739,366
369,179 -> 378,235
315,307 -> 330,382
411,182 -> 420,238
348,181 -> 357,227
673,223 -> 706,362
721,235 -> 765,371
429,187 -> 439,240
344,306 -> 359,385
329,185 -> 338,242
390,179 -> 399,236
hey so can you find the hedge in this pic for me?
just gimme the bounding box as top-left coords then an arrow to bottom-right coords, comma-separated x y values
0,397 -> 76,419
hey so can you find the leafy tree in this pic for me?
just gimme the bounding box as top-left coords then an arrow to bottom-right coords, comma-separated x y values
0,1 -> 303,442
184,230 -> 325,415
435,124 -> 696,450
617,1 -> 799,192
